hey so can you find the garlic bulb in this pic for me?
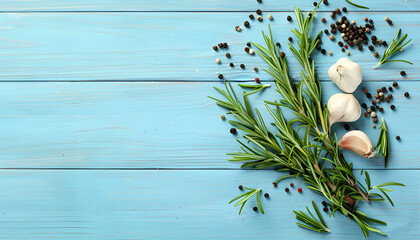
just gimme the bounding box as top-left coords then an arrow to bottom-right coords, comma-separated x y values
328,57 -> 362,93
328,93 -> 361,126
338,130 -> 375,158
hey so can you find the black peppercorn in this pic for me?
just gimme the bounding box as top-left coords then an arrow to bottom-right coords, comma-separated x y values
344,124 -> 350,130
272,182 -> 277,187
323,207 -> 329,212
388,86 -> 393,91
285,188 -> 290,192
342,7 -> 347,12
330,23 -> 336,28
400,71 -> 406,76
390,105 -> 395,110
322,201 -> 327,206
322,18 -> 326,23
370,106 -> 375,111
338,41 -> 343,47
321,49 -> 326,54
393,81 -> 398,87
313,2 -> 317,6
212,46 -> 218,51
288,37 -> 293,42
341,48 -> 345,52
404,92 -> 410,97
249,14 -> 254,19
218,74 -> 224,80
366,93 -> 372,98
396,136 -> 400,140
316,45 -> 321,50
369,19 -> 373,24
254,67 -> 258,72
218,43 -> 223,48
382,87 -> 387,92
371,35 -> 377,41
362,103 -> 367,108
331,28 -> 337,34
379,107 -> 384,112
358,45 -> 363,50
280,52 -> 285,58
388,20 -> 393,25
264,193 -> 269,198
368,45 -> 374,51
324,29 -> 329,34
229,63 -> 234,67
382,41 -> 387,46
287,15 -> 292,21
240,64 -> 245,69
244,21 -> 250,27
276,42 -> 280,47
372,100 -> 376,105
223,43 -> 228,48
256,9 -> 262,15
238,185 -> 243,190
230,128 -> 237,134
253,206 -> 258,211
225,53 -> 231,58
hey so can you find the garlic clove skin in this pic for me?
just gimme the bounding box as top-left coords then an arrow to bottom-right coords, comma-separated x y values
328,57 -> 362,93
328,93 -> 361,126
338,130 -> 376,158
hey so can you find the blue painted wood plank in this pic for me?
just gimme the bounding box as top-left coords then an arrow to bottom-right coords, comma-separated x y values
0,12 -> 417,81
0,169 -> 417,239
0,81 -> 417,169
1,0 -> 418,11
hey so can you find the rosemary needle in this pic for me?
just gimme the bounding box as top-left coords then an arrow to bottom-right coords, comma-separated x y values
375,118 -> 390,168
237,83 -> 271,96
229,187 -> 264,214
346,0 -> 369,9
294,201 -> 330,233
374,29 -> 412,69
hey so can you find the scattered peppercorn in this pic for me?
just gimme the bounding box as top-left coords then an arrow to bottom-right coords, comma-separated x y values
393,81 -> 398,87
404,92 -> 410,97
373,52 -> 379,57
249,14 -> 254,20
388,94 -> 393,99
379,107 -> 384,112
382,87 -> 387,92
264,193 -> 269,198
328,51 -> 332,55
344,124 -> 350,130
368,45 -> 374,51
400,71 -> 406,76
268,15 -> 273,20
288,37 -> 293,42
257,16 -> 263,21
285,188 -> 289,192
221,115 -> 225,120
249,49 -> 255,55
230,127 -> 237,134
280,52 -> 286,58
321,49 -> 326,54
238,185 -> 243,190
335,8 -> 340,14
244,21 -> 250,28
272,182 -> 277,187
212,46 -> 218,51
218,74 -> 224,79
322,201 -> 327,206
322,18 -> 326,23
390,105 -> 395,110
364,112 -> 369,117
388,86 -> 393,91
255,78 -> 260,83
366,93 -> 372,98
223,43 -> 228,48
254,67 -> 259,72
256,9 -> 262,15
396,136 -> 401,140
297,188 -> 302,193
290,183 -> 294,187
287,16 -> 292,21
276,42 -> 280,47
225,53 -> 231,58
370,106 -> 375,111
342,7 -> 347,12
323,207 -> 329,212
230,63 -> 234,67
313,2 -> 317,6
240,64 -> 245,69
253,206 -> 258,211
216,58 -> 221,64
362,103 -> 367,108
244,47 -> 249,52
388,20 -> 393,25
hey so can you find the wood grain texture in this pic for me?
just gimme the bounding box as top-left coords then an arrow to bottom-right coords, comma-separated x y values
1,0 -> 419,11
0,12 -> 417,81
0,81 -> 417,169
0,169 -> 417,239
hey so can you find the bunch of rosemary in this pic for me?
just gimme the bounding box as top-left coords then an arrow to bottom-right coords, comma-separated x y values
210,3 -> 404,238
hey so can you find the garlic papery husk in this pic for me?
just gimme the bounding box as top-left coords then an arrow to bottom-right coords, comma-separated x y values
328,57 -> 362,93
338,130 -> 376,158
327,93 -> 361,126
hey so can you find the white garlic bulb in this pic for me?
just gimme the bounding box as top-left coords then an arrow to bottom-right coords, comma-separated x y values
338,130 -> 375,158
328,57 -> 362,93
328,93 -> 361,126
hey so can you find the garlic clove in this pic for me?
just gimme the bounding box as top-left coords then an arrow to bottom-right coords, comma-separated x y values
328,57 -> 362,93
328,93 -> 361,126
338,130 -> 375,158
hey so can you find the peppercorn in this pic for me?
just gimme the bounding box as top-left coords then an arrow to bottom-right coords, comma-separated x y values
323,207 -> 329,212
376,88 -> 381,93
220,115 -> 225,120
249,49 -> 255,55
370,106 -> 375,111
358,45 -> 363,50
285,188 -> 289,192
344,124 -> 350,130
264,193 -> 269,198
390,105 -> 395,110
272,182 -> 277,187
257,16 -> 262,21
288,37 -> 293,42
346,51 -> 350,56
341,48 -> 345,52
366,93 -> 372,98
393,81 -> 398,87
364,112 -> 369,117
225,53 -> 231,58
388,86 -> 393,91
372,100 -> 376,105
368,45 -> 374,51
290,183 -> 294,187
254,67 -> 259,72
388,20 -> 393,25
268,15 -> 273,20
385,96 -> 389,102
297,188 -> 302,193
379,107 -> 384,112
256,9 -> 262,15
335,8 -> 340,13
388,94 -> 393,99
328,51 -> 332,55
322,18 -> 326,23
218,43 -> 223,48
373,52 -> 379,57
280,52 -> 285,58
223,43 -> 228,48
364,17 -> 368,21
212,46 -> 218,51
229,63 -> 234,67
216,58 -> 221,64
238,185 -> 243,190
404,92 -> 410,97
321,49 -> 326,54
244,21 -> 250,28
253,206 -> 258,211
342,7 -> 347,12
331,28 -> 337,34
382,41 -> 387,46
400,71 -> 406,76
372,124 -> 376,128
344,44 -> 348,49
255,78 -> 259,83
276,42 -> 281,47
338,41 -> 343,47
369,19 -> 373,24
322,201 -> 327,206
362,103 -> 367,108
287,15 -> 292,21
396,136 -> 400,140
367,108 -> 372,113
249,14 -> 254,20
372,117 -> 377,123
329,34 -> 335,40
230,128 -> 237,134
218,74 -> 223,80
240,64 -> 245,69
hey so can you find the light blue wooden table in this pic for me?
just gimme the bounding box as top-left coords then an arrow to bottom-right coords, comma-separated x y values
0,0 -> 419,239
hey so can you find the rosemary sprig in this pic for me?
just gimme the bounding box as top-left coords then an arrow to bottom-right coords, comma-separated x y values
237,83 -> 271,96
375,118 -> 390,168
294,201 -> 330,233
374,29 -> 412,68
229,187 -> 264,214
346,0 -> 369,9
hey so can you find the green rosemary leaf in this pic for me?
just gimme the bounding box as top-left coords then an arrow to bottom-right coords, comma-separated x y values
294,201 -> 330,233
274,174 -> 294,183
374,182 -> 405,188
375,118 -> 390,167
379,189 -> 394,207
374,29 -> 412,68
229,187 -> 264,214
256,191 -> 264,214
346,0 -> 369,9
